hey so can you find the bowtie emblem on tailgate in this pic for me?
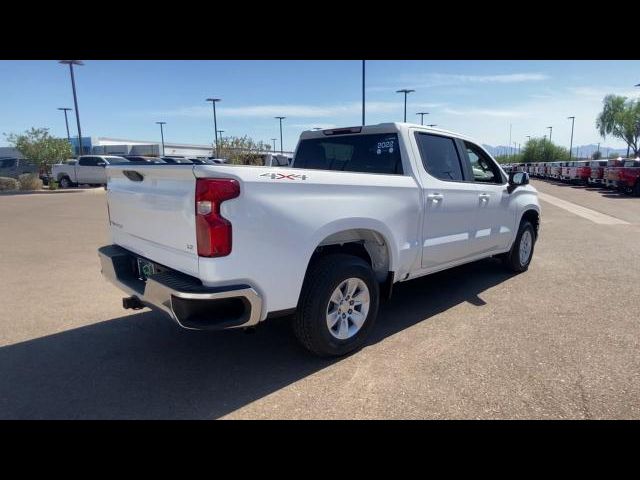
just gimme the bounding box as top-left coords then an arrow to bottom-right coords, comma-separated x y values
260,172 -> 307,180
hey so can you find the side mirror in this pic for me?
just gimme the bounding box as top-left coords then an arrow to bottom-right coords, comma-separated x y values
508,171 -> 529,193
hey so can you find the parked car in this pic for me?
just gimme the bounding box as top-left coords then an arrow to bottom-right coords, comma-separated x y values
159,156 -> 194,164
588,160 -> 608,187
567,160 -> 591,185
0,157 -> 39,179
547,161 -> 560,180
122,155 -> 166,164
98,123 -> 540,357
52,155 -> 130,188
615,159 -> 640,195
604,158 -> 625,189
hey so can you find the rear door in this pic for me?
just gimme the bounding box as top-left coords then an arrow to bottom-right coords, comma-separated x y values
77,156 -> 102,183
106,165 -> 200,276
411,131 -> 481,269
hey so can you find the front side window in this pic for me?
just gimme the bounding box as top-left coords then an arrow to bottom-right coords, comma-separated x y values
414,133 -> 464,181
293,133 -> 403,175
464,141 -> 503,184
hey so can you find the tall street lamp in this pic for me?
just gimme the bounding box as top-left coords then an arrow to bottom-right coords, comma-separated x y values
59,60 -> 84,157
206,98 -> 221,157
396,89 -> 415,122
567,116 -> 575,159
217,130 -> 225,144
57,107 -> 72,144
362,60 -> 366,126
275,116 -> 286,153
547,126 -> 553,143
416,112 -> 429,125
155,122 -> 166,156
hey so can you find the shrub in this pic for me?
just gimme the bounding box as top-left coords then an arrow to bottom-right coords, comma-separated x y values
0,177 -> 19,191
49,180 -> 59,190
18,173 -> 43,191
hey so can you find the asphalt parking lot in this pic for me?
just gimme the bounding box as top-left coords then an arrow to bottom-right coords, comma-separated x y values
1,180 -> 639,419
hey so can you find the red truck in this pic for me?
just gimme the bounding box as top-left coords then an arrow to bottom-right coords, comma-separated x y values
604,158 -> 625,189
615,159 -> 640,195
567,160 -> 591,185
587,160 -> 608,187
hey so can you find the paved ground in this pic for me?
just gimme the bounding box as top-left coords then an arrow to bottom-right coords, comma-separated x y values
0,181 -> 639,419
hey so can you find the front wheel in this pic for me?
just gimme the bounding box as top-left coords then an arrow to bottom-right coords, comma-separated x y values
293,254 -> 380,357
500,220 -> 536,273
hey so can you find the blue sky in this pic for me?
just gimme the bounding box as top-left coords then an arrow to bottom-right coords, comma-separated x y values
1,60 -> 639,151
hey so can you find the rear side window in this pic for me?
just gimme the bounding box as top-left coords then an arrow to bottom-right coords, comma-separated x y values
293,133 -> 403,175
414,133 -> 464,181
78,157 -> 98,166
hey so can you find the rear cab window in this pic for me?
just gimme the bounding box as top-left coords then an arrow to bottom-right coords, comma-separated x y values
293,133 -> 403,175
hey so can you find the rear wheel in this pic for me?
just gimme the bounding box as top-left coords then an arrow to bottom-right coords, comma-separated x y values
58,176 -> 73,189
293,254 -> 380,357
500,220 -> 536,273
634,181 -> 640,197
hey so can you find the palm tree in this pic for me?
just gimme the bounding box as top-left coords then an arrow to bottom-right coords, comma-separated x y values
596,95 -> 640,157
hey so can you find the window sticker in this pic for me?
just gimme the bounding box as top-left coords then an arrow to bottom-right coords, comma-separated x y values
376,138 -> 395,155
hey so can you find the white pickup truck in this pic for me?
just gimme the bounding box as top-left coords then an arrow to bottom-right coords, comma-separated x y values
98,123 -> 540,356
52,155 -> 130,188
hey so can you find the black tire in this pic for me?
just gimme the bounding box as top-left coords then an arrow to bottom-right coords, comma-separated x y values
500,220 -> 536,273
634,181 -> 640,197
293,254 -> 380,357
59,176 -> 73,189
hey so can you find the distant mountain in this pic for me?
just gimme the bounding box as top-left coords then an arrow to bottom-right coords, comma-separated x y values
483,143 -> 632,159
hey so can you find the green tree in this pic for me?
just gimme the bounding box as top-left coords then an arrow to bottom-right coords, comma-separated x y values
596,95 -> 640,156
218,135 -> 272,165
520,138 -> 570,163
4,127 -> 73,175
592,150 -> 602,160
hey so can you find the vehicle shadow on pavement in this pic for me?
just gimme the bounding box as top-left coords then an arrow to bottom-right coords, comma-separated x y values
0,259 -> 514,419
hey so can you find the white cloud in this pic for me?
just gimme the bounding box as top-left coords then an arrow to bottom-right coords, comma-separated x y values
370,72 -> 550,91
151,101 -> 446,120
442,107 -> 528,118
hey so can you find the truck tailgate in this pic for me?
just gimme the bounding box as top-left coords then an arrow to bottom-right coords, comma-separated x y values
106,165 -> 199,277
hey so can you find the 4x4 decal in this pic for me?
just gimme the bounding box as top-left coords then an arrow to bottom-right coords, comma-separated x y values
260,172 -> 307,180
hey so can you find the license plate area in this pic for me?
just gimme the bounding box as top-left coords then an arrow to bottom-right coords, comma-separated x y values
136,257 -> 166,281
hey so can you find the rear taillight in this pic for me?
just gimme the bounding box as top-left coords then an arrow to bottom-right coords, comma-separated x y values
195,178 -> 240,257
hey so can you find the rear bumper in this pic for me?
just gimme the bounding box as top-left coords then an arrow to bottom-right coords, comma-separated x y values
98,245 -> 262,330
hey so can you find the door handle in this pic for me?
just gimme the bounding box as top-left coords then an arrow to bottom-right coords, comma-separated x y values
478,193 -> 490,202
427,193 -> 444,203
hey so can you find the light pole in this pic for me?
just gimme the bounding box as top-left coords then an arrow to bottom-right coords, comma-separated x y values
509,123 -> 512,156
362,60 -> 365,126
59,61 -> 84,157
416,112 -> 429,125
155,121 -> 166,156
547,126 -> 553,143
57,107 -> 72,144
217,130 -> 225,144
567,116 -> 575,159
271,138 -> 277,152
275,116 -> 286,153
396,89 -> 415,122
206,98 -> 221,157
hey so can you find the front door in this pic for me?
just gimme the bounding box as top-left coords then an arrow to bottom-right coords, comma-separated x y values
461,141 -> 515,254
